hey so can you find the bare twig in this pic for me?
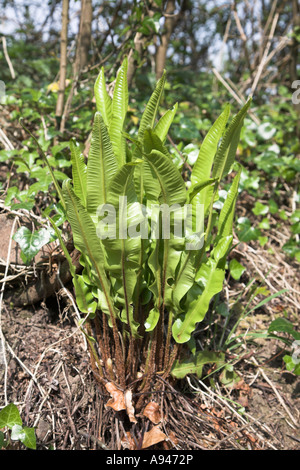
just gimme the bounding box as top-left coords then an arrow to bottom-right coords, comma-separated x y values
256,0 -> 279,65
232,7 -> 252,72
250,12 -> 279,96
0,200 -> 50,226
233,9 -> 247,42
78,429 -> 109,450
1,36 -> 15,79
56,0 -> 69,126
212,67 -> 261,125
213,67 -> 245,105
215,14 -> 232,72
0,127 -> 14,151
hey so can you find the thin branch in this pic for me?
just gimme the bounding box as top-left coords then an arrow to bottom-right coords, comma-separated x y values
250,12 -> 279,96
213,67 -> 244,105
1,37 -> 15,79
232,6 -> 252,72
215,12 -> 232,72
256,0 -> 279,66
56,0 -> 69,125
0,127 -> 14,151
212,67 -> 261,125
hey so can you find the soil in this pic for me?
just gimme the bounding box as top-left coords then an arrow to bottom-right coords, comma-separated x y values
1,296 -> 299,451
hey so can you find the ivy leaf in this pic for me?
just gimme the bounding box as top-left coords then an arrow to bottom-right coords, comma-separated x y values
219,365 -> 241,388
269,199 -> 278,214
259,217 -> 270,229
268,318 -> 300,341
252,201 -> 269,216
229,259 -> 245,280
20,426 -> 37,449
0,404 -> 22,429
11,201 -> 35,211
283,355 -> 300,375
237,217 -> 261,242
11,424 -> 25,441
11,424 -> 36,449
13,226 -> 57,264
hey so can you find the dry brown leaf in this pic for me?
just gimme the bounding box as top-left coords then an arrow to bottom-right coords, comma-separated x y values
229,421 -> 238,428
234,377 -> 251,392
141,425 -> 167,449
143,401 -> 162,424
165,430 -> 178,448
124,389 -> 137,423
121,431 -> 136,450
105,382 -> 126,412
237,393 -> 249,408
243,431 -> 257,444
234,377 -> 252,408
